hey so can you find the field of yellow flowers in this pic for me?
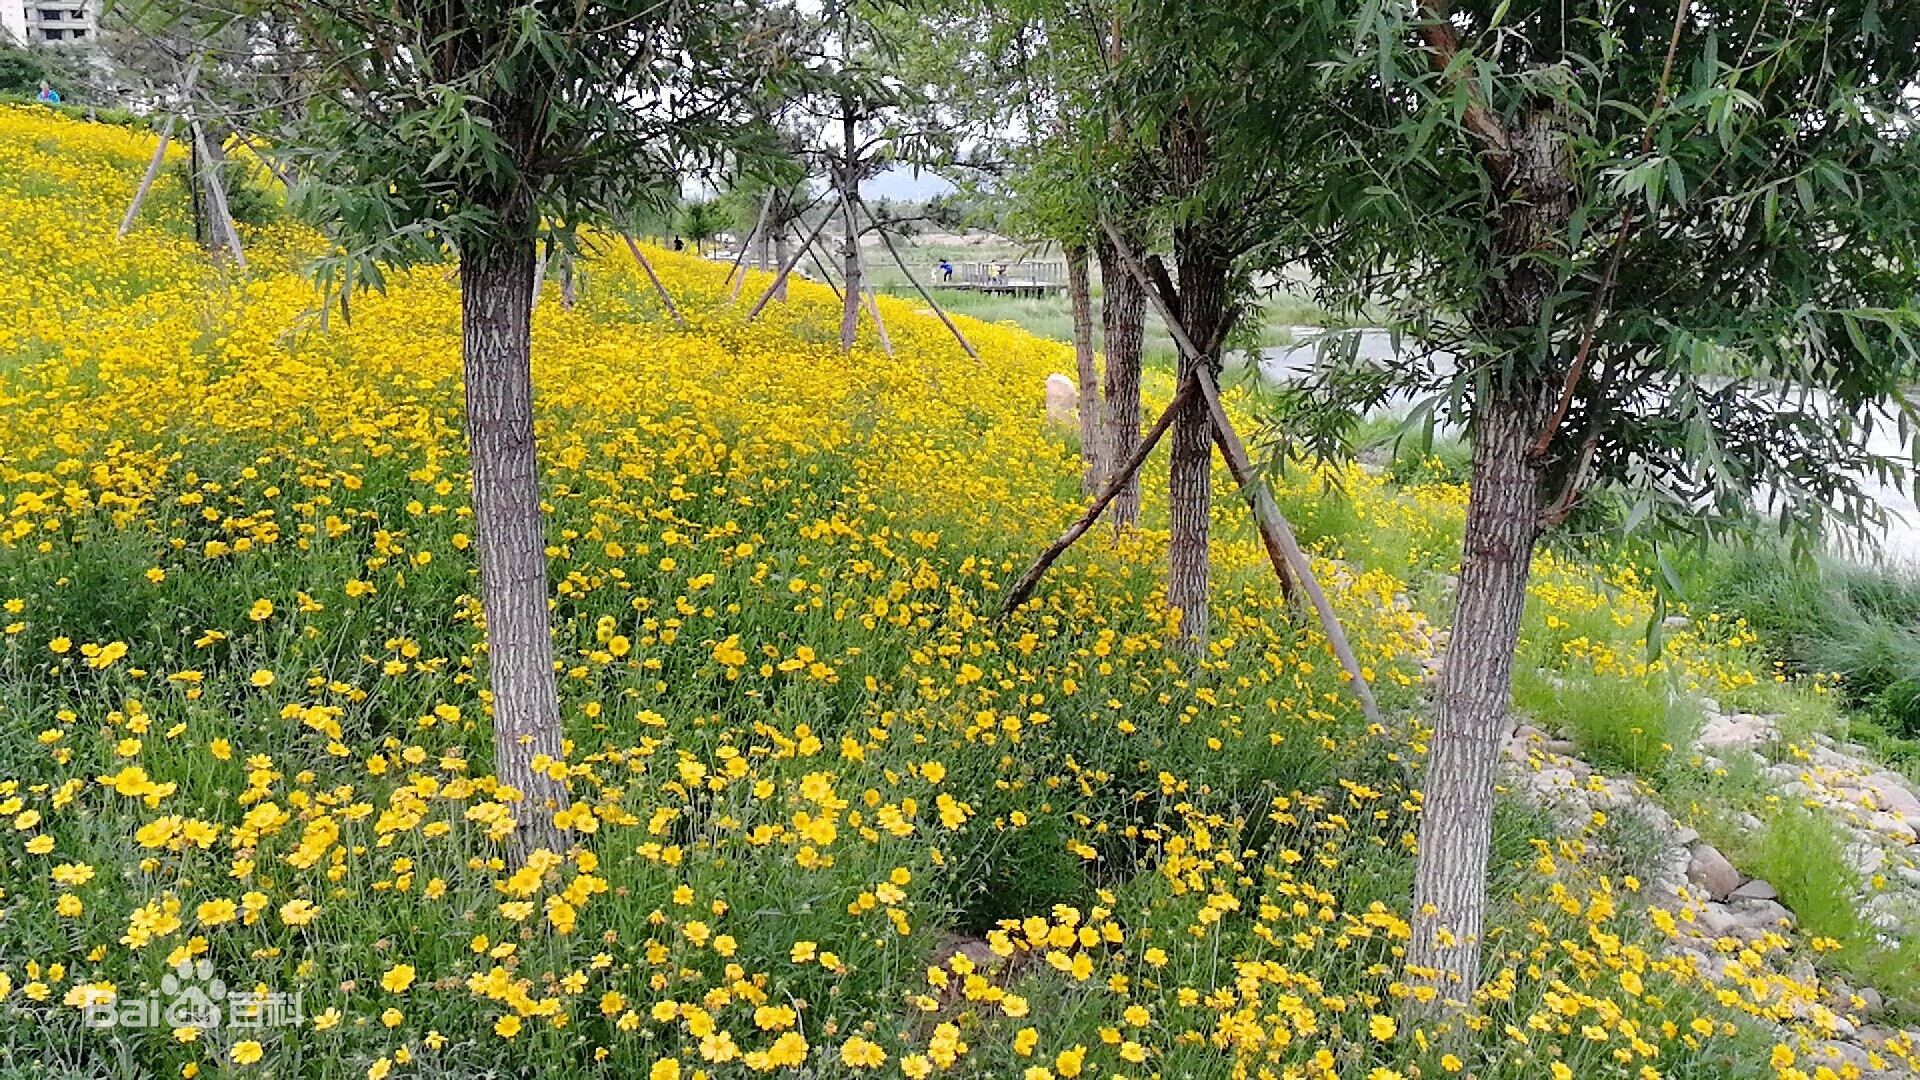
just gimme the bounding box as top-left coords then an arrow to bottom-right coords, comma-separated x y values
0,106 -> 1897,1080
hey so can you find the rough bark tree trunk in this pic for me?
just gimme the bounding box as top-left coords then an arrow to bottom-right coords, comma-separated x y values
773,228 -> 791,301
1096,237 -> 1146,532
1165,211 -> 1231,651
1409,101 -> 1571,999
461,231 -> 571,860
1067,244 -> 1102,494
1407,383 -> 1549,999
838,108 -> 862,352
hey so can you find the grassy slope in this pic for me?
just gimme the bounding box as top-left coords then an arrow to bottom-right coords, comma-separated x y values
0,105 -> 1896,1080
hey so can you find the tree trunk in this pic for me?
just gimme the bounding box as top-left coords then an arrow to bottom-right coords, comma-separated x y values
461,232 -> 571,860
1096,237 -> 1145,531
1408,382 -> 1549,1000
1408,101 -> 1571,999
774,228 -> 791,301
1067,244 -> 1102,493
840,197 -> 862,351
1165,212 -> 1232,651
838,107 -> 862,352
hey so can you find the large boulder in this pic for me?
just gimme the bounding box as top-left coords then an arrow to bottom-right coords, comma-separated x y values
1044,373 -> 1077,425
1687,843 -> 1743,900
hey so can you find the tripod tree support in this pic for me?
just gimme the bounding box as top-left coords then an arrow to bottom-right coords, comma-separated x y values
999,374 -> 1196,618
1100,220 -> 1385,728
190,119 -> 247,269
119,115 -> 176,239
863,288 -> 893,357
854,196 -> 979,362
726,189 -> 775,302
745,207 -> 837,320
803,236 -> 844,302
622,234 -> 688,327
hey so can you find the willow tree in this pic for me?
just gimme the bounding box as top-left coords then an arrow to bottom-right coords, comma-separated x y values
152,0 -> 792,856
1107,0 -> 1350,648
1297,0 -> 1920,997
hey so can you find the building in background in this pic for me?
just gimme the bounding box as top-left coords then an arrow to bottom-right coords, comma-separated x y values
6,0 -> 97,46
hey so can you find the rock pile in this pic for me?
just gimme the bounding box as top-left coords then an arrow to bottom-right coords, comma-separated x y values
1501,701 -> 1920,1077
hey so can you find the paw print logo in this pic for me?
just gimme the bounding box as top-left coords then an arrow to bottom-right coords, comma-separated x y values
162,959 -> 227,1029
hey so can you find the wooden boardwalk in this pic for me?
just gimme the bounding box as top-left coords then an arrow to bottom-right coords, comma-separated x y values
928,260 -> 1067,298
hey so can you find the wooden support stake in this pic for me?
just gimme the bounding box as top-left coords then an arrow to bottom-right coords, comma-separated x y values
850,223 -> 892,357
855,196 -> 979,362
727,189 -> 774,302
531,240 -> 548,309
803,237 -> 844,302
1100,221 -> 1385,728
745,207 -> 836,320
999,376 -> 1195,618
119,114 -> 175,239
864,288 -> 893,358
622,234 -> 687,328
190,119 -> 246,269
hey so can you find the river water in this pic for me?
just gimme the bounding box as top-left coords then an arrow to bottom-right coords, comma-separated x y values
1257,328 -> 1920,566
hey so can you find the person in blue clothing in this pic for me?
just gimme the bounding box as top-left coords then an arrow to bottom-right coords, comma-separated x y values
37,82 -> 61,104
938,259 -> 953,282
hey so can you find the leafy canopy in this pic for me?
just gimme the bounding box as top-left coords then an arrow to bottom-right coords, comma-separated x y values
149,0 -> 801,289
1286,1 -> 1920,551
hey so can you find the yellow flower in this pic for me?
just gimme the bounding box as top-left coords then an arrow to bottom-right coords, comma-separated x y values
648,1060 -> 680,1080
495,1015 -> 522,1039
278,898 -> 320,926
249,669 -> 275,688
196,898 -> 237,926
231,1042 -> 264,1065
380,964 -> 415,993
1369,1014 -> 1397,1040
840,1037 -> 887,1068
248,599 -> 274,621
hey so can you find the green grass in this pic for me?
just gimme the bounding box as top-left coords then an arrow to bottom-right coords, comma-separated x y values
1681,542 -> 1920,738
1510,666 -> 1703,775
1736,808 -> 1920,1013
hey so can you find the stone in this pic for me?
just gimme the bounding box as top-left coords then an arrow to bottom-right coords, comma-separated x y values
1848,843 -> 1888,879
1673,825 -> 1700,847
1727,897 -> 1795,930
1730,878 -> 1778,901
1813,1041 -> 1872,1072
1043,373 -> 1077,424
1691,903 -> 1740,939
1859,987 -> 1885,1014
1543,739 -> 1578,756
1687,843 -> 1743,900
1868,811 -> 1918,845
1864,774 -> 1920,818
1698,712 -> 1777,751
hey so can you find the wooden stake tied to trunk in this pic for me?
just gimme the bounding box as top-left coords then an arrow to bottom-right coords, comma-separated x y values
621,234 -> 688,328
745,207 -> 837,320
1000,375 -> 1196,618
853,196 -> 980,362
726,190 -> 774,302
1100,222 -> 1385,728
